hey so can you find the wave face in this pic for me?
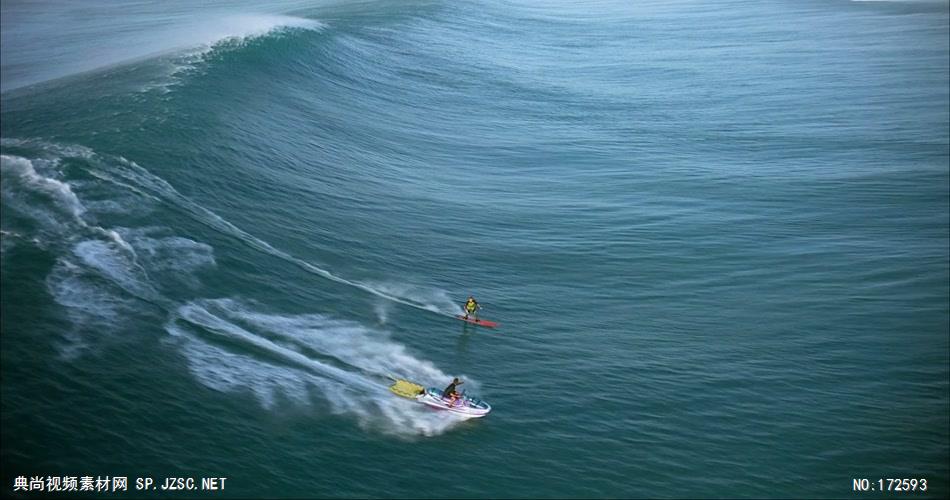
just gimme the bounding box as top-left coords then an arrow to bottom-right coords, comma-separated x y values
2,0 -> 949,497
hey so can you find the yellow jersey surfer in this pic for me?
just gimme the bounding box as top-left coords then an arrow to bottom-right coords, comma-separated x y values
463,296 -> 480,320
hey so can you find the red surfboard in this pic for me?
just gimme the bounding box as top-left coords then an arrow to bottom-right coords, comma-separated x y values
456,315 -> 499,328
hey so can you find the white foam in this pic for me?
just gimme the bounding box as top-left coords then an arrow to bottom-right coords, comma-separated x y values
1,154 -> 85,219
45,257 -> 136,359
169,323 -> 314,410
1,144 -> 210,279
120,228 -> 216,273
168,299 -> 468,436
211,298 -> 450,383
0,149 -> 139,246
47,259 -> 119,318
72,239 -> 161,304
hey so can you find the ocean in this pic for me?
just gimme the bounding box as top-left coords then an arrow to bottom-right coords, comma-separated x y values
1,0 -> 948,498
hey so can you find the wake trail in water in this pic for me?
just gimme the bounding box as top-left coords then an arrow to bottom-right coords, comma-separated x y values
79,152 -> 461,317
1,139 -> 469,436
4,142 -> 407,316
2,137 -> 460,317
167,298 -> 463,436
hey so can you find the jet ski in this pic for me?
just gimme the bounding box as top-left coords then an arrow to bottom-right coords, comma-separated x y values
389,378 -> 491,418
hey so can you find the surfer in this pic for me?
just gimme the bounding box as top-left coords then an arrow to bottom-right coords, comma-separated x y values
463,296 -> 480,320
442,377 -> 463,406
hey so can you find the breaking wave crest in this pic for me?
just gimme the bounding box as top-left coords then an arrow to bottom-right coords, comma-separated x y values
2,12 -> 325,93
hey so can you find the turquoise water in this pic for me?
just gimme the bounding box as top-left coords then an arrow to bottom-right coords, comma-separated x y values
2,0 -> 948,498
